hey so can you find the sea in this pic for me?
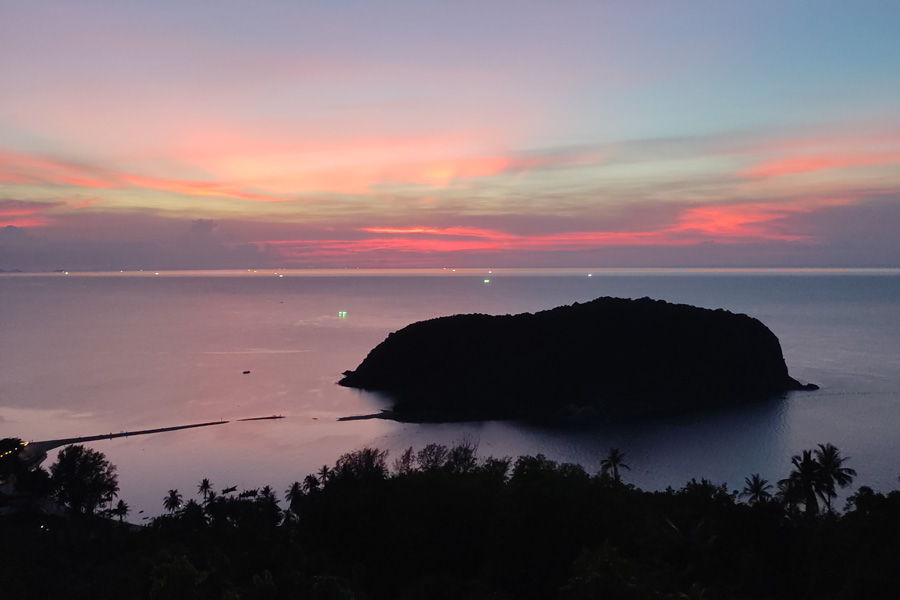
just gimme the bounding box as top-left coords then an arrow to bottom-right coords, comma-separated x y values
2,268 -> 899,520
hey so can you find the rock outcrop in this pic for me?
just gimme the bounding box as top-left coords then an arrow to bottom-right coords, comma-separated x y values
339,297 -> 816,422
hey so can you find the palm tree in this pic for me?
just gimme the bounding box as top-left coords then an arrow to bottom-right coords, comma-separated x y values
198,478 -> 213,502
163,489 -> 182,513
775,477 -> 801,513
285,481 -> 303,504
600,448 -> 630,483
815,443 -> 857,512
302,474 -> 320,494
259,485 -> 277,504
781,450 -> 822,517
741,473 -> 773,505
317,465 -> 332,485
114,499 -> 129,523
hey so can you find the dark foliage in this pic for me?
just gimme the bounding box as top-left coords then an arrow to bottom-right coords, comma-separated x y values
49,444 -> 119,516
2,441 -> 898,599
1,437 -> 26,479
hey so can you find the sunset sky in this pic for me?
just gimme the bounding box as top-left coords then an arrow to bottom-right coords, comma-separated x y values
2,0 -> 899,270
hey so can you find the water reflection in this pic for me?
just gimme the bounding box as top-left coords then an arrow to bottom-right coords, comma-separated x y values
374,395 -> 791,492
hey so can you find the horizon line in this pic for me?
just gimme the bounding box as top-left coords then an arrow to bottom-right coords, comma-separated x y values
3,267 -> 899,277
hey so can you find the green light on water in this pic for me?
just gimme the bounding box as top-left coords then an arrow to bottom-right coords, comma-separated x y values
338,311 -> 347,318
483,279 -> 490,283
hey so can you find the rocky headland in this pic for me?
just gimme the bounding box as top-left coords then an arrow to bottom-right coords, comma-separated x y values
339,297 -> 817,422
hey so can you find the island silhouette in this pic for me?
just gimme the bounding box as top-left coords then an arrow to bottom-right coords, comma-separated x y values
339,296 -> 817,422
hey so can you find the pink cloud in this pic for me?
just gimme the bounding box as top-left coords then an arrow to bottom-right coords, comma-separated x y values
253,213 -> 784,261
671,204 -> 803,240
252,190 -> 882,262
360,226 -> 513,238
0,151 -> 117,189
69,197 -> 100,210
0,218 -> 48,228
255,230 -> 705,262
0,199 -> 63,228
740,150 -> 900,179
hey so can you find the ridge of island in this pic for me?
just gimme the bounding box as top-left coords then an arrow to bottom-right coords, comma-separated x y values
339,296 -> 817,422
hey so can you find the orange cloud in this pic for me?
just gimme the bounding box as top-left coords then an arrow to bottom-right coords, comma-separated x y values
252,154 -> 557,194
118,174 -> 292,203
1,146 -> 558,200
170,125 -> 563,194
376,156 -> 553,187
0,149 -> 295,202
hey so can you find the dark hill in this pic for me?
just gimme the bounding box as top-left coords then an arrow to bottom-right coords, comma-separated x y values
339,297 -> 816,422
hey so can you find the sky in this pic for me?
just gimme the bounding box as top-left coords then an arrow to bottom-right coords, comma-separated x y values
2,0 -> 899,270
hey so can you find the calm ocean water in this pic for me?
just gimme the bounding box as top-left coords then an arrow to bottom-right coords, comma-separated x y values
2,269 -> 899,519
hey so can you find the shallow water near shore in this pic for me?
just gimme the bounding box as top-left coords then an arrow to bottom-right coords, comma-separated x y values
2,268 -> 899,519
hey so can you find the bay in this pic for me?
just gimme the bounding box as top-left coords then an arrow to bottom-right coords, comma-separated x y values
2,268 -> 899,519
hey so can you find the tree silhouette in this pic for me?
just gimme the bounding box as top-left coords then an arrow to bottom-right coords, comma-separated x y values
180,499 -> 208,529
317,465 -> 332,485
164,489 -> 182,513
284,481 -> 304,516
741,473 -> 773,505
781,449 -> 822,517
9,440 -> 900,599
479,456 -> 512,482
50,444 -> 119,516
600,448 -> 630,483
285,481 -> 302,503
417,443 -> 449,471
113,499 -> 129,523
815,443 -> 857,512
392,446 -> 416,475
333,447 -> 389,483
447,437 -> 479,473
777,445 -> 857,517
198,478 -> 213,502
0,437 -> 25,479
302,474 -> 320,494
259,485 -> 277,504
